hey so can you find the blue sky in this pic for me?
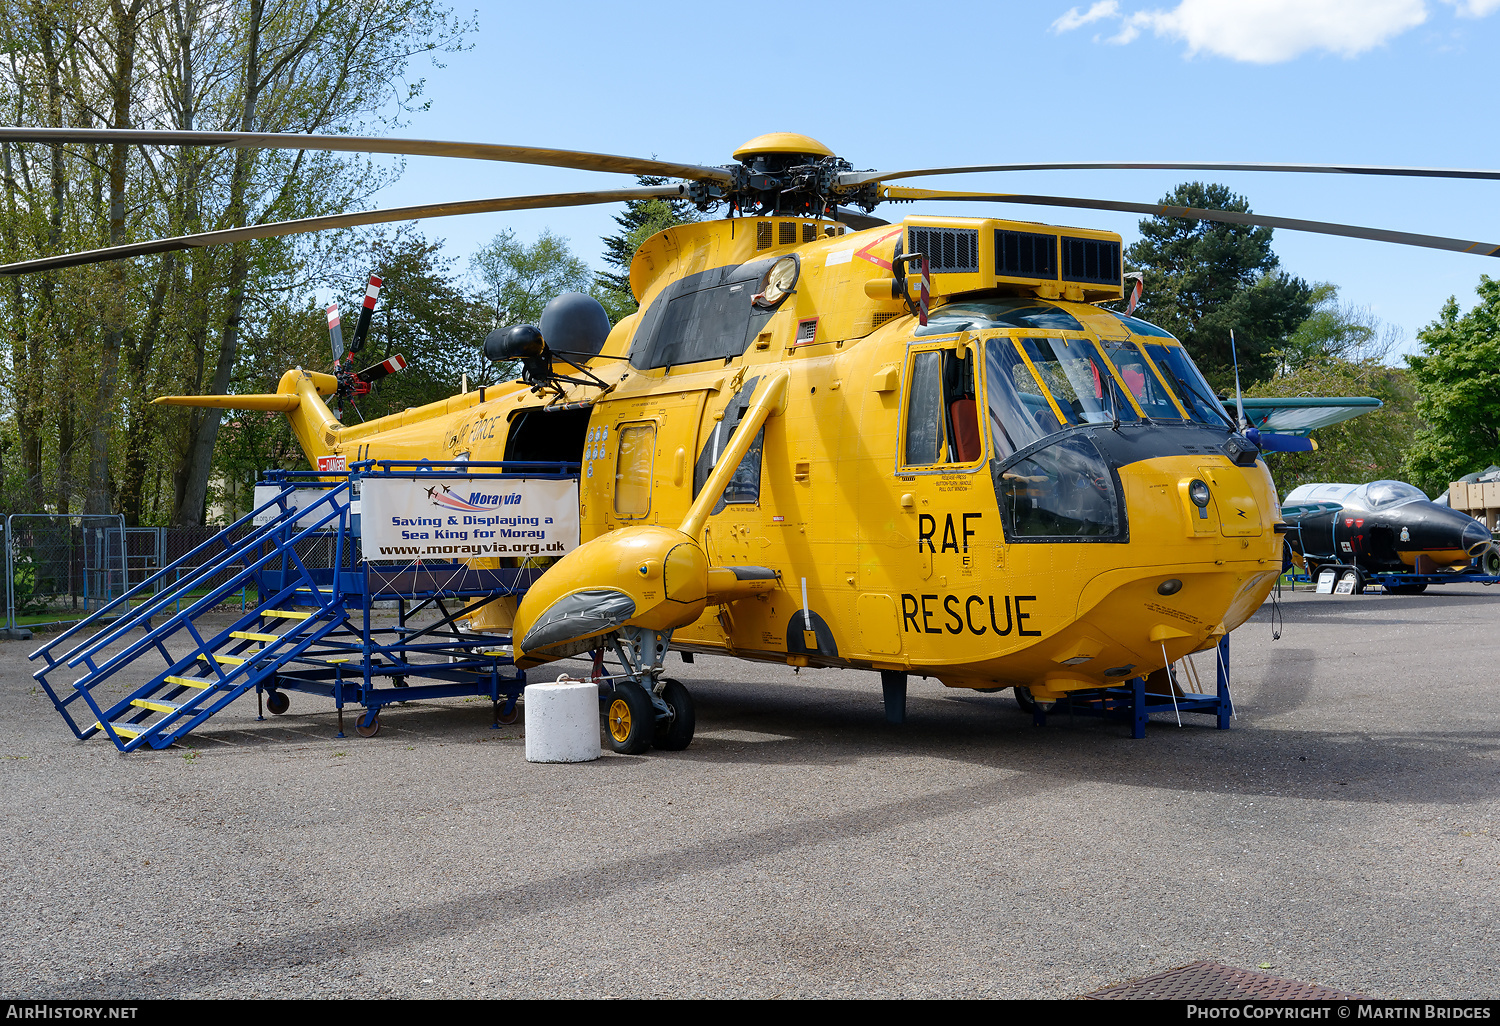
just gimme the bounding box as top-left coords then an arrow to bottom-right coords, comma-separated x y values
366,0 -> 1500,360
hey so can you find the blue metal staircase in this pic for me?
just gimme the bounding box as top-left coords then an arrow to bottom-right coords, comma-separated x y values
29,461 -> 577,751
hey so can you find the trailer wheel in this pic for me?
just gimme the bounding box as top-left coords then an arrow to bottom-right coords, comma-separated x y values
1337,567 -> 1365,595
605,681 -> 655,754
1385,582 -> 1428,595
265,690 -> 290,715
355,713 -> 380,738
495,698 -> 521,726
652,678 -> 695,751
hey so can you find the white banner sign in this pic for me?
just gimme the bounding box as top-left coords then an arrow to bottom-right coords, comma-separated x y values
359,477 -> 579,559
252,485 -> 344,529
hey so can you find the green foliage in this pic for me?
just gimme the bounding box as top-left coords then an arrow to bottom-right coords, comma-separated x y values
471,229 -> 592,329
1125,182 -> 1314,390
596,176 -> 700,315
338,230 -> 493,409
1403,277 -> 1500,496
1247,363 -> 1417,496
0,0 -> 470,525
1244,288 -> 1416,495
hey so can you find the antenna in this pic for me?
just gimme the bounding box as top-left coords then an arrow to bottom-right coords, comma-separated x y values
1230,328 -> 1247,431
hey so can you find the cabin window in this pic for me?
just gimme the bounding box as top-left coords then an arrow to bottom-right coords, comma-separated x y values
901,345 -> 982,469
693,376 -> 766,515
614,422 -> 656,517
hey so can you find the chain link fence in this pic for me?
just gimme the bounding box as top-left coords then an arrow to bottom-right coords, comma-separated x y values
4,514 -> 127,633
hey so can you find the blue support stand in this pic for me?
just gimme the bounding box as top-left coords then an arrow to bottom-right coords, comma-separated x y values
1029,632 -> 1235,739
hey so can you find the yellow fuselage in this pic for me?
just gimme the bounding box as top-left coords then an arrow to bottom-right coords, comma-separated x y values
190,214 -> 1283,697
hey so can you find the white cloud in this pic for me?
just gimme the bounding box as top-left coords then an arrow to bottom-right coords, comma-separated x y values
1446,0 -> 1500,16
1052,0 -> 1500,62
1052,1 -> 1120,32
1133,0 -> 1428,62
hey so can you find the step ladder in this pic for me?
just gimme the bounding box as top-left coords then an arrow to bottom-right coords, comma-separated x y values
30,482 -> 355,751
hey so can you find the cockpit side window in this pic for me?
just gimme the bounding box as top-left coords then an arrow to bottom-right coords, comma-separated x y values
902,344 -> 983,469
985,337 -> 1055,461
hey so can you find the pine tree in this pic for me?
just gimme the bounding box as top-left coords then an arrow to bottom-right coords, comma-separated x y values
595,176 -> 699,311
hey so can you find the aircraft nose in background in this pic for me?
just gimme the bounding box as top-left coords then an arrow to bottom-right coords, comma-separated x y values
1462,517 -> 1491,553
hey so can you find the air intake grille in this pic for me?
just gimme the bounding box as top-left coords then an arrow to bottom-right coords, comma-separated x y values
1061,237 -> 1121,286
778,221 -> 797,246
802,223 -> 817,243
907,227 -> 979,274
757,221 -> 772,250
995,230 -> 1057,279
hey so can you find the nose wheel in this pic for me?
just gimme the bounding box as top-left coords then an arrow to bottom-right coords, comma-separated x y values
606,682 -> 655,754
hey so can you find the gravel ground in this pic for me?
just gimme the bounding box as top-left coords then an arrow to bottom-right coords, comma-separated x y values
1,587 -> 1496,1000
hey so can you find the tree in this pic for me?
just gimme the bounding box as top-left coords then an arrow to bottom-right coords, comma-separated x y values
1403,277 -> 1500,497
334,229 -> 491,417
1125,182 -> 1314,390
595,175 -> 699,318
471,229 -> 591,329
0,0 -> 471,526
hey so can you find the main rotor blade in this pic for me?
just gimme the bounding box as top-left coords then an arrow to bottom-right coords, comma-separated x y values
0,127 -> 735,185
880,186 -> 1500,258
0,185 -> 687,275
841,160 -> 1500,189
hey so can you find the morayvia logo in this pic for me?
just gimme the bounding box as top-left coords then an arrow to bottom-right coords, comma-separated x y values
425,484 -> 496,513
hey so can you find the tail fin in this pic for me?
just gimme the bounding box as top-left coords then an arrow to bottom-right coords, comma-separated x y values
152,368 -> 343,463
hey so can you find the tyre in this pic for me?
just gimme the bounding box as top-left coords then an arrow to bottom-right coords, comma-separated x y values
265,690 -> 290,715
605,681 -> 655,755
652,678 -> 695,751
1013,686 -> 1053,713
1336,567 -> 1364,595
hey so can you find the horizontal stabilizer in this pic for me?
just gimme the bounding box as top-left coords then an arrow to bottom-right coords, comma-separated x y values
152,393 -> 301,412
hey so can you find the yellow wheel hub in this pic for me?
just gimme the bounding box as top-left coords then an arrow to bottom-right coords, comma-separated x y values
608,698 -> 632,743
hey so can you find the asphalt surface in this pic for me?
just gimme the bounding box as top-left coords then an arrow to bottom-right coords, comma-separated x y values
1,586 -> 1496,1000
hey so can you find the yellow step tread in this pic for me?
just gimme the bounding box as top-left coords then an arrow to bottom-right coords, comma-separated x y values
231,631 -> 280,642
260,609 -> 312,620
91,720 -> 143,738
196,653 -> 246,666
164,675 -> 214,689
131,698 -> 183,714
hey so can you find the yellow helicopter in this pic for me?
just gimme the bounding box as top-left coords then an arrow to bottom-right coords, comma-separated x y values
3,127 -> 1498,754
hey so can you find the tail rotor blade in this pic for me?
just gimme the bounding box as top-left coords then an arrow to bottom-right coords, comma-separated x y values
356,353 -> 407,385
350,275 -> 383,354
327,304 -> 344,363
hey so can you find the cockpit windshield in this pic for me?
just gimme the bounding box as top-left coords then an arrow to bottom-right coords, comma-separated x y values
1096,339 -> 1187,421
1015,337 -> 1140,427
1140,343 -> 1233,429
1364,480 -> 1428,508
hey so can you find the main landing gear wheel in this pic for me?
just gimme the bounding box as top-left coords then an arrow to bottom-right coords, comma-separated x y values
606,682 -> 655,755
355,713 -> 380,738
652,678 -> 695,751
265,691 -> 290,715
